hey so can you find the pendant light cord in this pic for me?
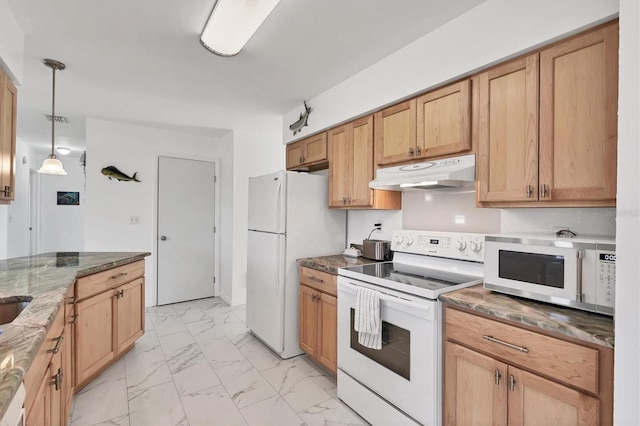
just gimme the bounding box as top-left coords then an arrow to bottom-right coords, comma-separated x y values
51,66 -> 56,156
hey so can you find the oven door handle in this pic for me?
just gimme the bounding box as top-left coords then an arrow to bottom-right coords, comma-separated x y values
338,281 -> 436,321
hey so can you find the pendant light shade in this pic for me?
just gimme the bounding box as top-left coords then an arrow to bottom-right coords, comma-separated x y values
38,59 -> 67,175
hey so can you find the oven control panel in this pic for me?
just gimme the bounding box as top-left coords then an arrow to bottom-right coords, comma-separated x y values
391,230 -> 485,262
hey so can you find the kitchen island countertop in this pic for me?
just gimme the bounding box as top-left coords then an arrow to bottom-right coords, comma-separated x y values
440,285 -> 614,348
298,254 -> 381,275
0,251 -> 150,420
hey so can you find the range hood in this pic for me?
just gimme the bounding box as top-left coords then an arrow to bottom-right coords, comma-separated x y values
369,154 -> 475,191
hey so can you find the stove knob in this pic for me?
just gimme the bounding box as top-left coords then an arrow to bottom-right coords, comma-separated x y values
456,240 -> 467,252
470,241 -> 483,253
395,234 -> 405,244
405,236 -> 414,246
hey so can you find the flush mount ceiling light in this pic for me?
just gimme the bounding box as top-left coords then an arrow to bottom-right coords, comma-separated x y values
200,0 -> 280,56
56,146 -> 71,156
38,59 -> 67,175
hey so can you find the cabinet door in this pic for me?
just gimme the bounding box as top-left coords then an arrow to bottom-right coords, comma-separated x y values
328,124 -> 352,207
303,133 -> 328,164
50,350 -> 63,426
116,278 -> 145,353
444,342 -> 508,426
417,80 -> 471,159
350,115 -> 374,207
0,73 -> 17,202
508,366 -> 599,426
539,22 -> 618,202
75,290 -> 116,386
477,54 -> 539,203
299,285 -> 318,357
318,292 -> 337,373
375,99 -> 416,166
26,364 -> 51,426
286,141 -> 304,170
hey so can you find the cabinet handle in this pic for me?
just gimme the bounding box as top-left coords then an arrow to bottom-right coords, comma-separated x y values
51,367 -> 63,391
416,146 -> 422,156
299,156 -> 303,164
117,289 -> 125,299
309,276 -> 324,283
311,294 -> 317,302
342,197 -> 347,205
408,147 -> 414,157
68,296 -> 77,304
494,369 -> 501,386
48,335 -> 64,354
111,272 -> 128,280
482,335 -> 529,353
509,375 -> 516,392
3,186 -> 10,197
526,185 -> 532,198
69,314 -> 78,325
301,156 -> 305,163
540,184 -> 548,198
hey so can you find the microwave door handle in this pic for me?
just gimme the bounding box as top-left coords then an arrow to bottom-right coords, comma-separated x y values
576,249 -> 585,302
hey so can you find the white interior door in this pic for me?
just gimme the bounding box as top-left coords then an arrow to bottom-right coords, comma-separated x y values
29,170 -> 40,255
157,156 -> 215,305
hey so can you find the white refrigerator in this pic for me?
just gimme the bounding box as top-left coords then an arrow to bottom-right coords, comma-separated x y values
246,171 -> 346,359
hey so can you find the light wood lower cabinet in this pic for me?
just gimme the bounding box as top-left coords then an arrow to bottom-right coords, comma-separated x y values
75,263 -> 145,389
25,302 -> 67,426
298,266 -> 337,373
444,306 -> 612,425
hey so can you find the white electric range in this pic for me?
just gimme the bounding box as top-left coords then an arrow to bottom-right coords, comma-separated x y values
337,230 -> 485,425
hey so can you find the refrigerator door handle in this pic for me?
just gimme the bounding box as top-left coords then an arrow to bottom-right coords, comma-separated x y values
275,236 -> 282,295
275,180 -> 282,233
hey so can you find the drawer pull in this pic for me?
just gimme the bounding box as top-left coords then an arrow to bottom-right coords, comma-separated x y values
482,335 -> 529,353
309,276 -> 324,283
111,272 -> 128,280
48,335 -> 64,354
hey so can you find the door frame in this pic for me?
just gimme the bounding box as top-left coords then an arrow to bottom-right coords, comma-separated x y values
28,169 -> 40,256
153,154 -> 220,306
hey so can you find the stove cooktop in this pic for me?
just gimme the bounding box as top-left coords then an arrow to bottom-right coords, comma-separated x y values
338,259 -> 483,299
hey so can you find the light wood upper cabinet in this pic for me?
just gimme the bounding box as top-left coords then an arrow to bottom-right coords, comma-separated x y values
477,54 -> 540,203
375,100 -> 416,166
539,22 -> 618,202
0,69 -> 17,204
417,79 -> 471,159
477,21 -> 618,206
286,132 -> 328,171
329,115 -> 401,210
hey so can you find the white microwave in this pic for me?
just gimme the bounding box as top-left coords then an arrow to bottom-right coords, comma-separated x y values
484,235 -> 615,316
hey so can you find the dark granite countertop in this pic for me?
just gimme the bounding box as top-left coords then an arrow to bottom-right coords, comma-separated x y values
298,254 -> 382,275
440,285 -> 614,348
0,251 -> 150,419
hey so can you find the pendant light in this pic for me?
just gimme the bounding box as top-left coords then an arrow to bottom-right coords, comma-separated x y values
38,59 -> 67,175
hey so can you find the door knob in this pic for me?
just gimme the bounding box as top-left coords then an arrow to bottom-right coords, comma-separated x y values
160,235 -> 167,241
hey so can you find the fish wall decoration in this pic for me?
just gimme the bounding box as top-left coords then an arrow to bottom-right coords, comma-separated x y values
289,101 -> 312,136
101,166 -> 141,182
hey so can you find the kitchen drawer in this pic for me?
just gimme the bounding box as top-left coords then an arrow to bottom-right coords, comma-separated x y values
299,266 -> 337,296
76,260 -> 145,300
24,305 -> 65,414
445,307 -> 598,394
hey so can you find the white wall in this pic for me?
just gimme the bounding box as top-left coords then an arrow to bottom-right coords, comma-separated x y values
614,1 -> 640,424
37,152 -> 86,253
0,0 -> 24,84
6,139 -> 37,258
84,118 -> 232,307
347,209 -> 402,247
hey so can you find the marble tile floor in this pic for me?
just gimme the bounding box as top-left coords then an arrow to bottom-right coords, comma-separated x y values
70,297 -> 366,426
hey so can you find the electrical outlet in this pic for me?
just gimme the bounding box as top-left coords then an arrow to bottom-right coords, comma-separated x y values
129,215 -> 140,225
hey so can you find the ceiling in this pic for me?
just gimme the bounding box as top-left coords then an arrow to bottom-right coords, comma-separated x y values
8,0 -> 484,154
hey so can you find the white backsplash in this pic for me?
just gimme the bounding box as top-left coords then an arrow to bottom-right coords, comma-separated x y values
347,209 -> 402,246
402,188 -> 501,233
501,207 -> 616,237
